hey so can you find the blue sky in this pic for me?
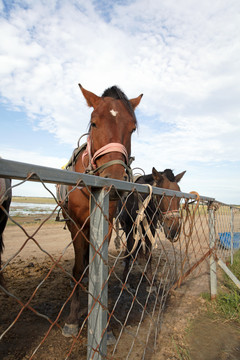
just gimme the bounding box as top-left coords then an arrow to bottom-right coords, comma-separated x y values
0,0 -> 240,204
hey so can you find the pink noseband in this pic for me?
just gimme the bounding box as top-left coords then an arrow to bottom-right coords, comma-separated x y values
82,136 -> 129,171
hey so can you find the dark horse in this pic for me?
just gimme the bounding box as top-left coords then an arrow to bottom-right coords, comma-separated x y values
0,178 -> 12,286
119,167 -> 185,283
60,84 -> 143,336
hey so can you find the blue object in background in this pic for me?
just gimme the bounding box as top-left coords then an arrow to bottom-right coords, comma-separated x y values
218,232 -> 240,249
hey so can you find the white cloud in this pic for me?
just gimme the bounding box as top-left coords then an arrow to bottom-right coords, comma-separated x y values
0,0 -> 240,203
1,147 -> 68,169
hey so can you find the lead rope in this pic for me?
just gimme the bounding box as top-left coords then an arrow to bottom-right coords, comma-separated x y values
132,185 -> 155,254
110,185 -> 153,260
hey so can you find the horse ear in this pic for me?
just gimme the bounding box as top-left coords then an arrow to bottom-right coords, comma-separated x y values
152,167 -> 164,182
129,94 -> 143,110
79,84 -> 101,109
175,171 -> 186,183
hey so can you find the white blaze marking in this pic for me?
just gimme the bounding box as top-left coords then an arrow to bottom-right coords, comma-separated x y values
110,109 -> 118,117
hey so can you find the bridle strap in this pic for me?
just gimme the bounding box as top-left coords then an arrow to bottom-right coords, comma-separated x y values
82,135 -> 130,176
82,136 -> 91,168
91,143 -> 128,168
151,190 -> 181,221
162,210 -> 181,219
87,160 -> 128,176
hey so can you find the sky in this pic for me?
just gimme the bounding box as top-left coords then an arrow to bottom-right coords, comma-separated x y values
0,0 -> 240,204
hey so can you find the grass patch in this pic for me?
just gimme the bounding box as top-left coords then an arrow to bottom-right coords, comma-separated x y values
214,291 -> 240,321
12,196 -> 55,204
225,249 -> 240,286
6,215 -> 59,227
217,249 -> 240,321
172,337 -> 191,360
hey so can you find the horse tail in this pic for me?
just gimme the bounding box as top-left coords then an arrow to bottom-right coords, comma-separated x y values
0,198 -> 12,286
0,230 -> 5,286
0,179 -> 12,286
0,210 -> 7,286
0,204 -> 9,251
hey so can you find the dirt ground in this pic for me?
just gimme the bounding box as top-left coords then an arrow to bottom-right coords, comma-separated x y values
1,222 -> 239,359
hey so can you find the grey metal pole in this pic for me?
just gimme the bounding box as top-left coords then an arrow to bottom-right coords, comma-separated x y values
209,208 -> 217,299
88,188 -> 109,360
230,207 -> 234,265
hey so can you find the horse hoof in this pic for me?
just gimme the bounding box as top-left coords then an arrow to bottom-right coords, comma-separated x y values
62,323 -> 79,337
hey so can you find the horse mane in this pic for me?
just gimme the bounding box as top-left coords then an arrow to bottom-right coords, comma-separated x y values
102,86 -> 137,124
138,174 -> 154,184
161,169 -> 175,182
137,169 -> 176,185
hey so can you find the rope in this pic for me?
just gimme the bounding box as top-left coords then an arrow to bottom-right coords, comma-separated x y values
182,191 -> 200,238
177,191 -> 200,287
111,185 -> 154,260
132,185 -> 156,252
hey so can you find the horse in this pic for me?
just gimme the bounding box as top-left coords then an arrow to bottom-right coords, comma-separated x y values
118,167 -> 186,284
0,178 -> 12,286
60,84 -> 143,337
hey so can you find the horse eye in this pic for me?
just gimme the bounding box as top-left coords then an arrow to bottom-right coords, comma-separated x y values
131,127 -> 136,133
91,122 -> 97,128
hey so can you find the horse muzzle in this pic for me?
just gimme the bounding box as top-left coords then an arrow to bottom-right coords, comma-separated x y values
163,213 -> 182,242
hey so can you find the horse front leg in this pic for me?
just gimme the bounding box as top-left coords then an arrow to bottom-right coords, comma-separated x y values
121,218 -> 134,283
145,226 -> 157,293
122,229 -> 141,284
62,229 -> 89,337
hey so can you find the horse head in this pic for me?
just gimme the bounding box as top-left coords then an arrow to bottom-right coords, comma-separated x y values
79,84 -> 143,181
152,167 -> 186,242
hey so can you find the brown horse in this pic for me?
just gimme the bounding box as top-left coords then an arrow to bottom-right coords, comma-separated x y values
119,168 -> 186,283
61,84 -> 143,336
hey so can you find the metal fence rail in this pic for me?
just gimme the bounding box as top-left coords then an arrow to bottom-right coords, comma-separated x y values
0,158 -> 239,359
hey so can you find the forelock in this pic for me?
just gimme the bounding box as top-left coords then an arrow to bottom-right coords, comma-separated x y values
102,86 -> 137,125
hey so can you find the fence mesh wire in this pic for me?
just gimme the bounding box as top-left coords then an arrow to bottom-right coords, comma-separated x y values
0,175 -> 239,359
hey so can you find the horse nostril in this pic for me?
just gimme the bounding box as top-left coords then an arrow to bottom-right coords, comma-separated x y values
103,173 -> 111,179
104,173 -> 128,181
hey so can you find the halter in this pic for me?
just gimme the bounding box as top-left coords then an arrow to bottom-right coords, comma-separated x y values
161,210 -> 181,220
122,188 -> 181,258
151,182 -> 181,222
82,135 -> 133,179
152,192 -> 182,243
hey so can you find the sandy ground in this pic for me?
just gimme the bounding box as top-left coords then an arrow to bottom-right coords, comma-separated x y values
1,222 -> 239,359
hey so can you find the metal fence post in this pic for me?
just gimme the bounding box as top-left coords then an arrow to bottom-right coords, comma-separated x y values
230,207 -> 234,265
88,188 -> 109,360
209,208 -> 217,299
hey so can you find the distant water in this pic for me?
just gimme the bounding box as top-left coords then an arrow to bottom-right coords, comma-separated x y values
10,202 -> 57,216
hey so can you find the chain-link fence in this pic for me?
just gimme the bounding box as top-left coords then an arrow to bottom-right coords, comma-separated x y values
0,158 -> 239,359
